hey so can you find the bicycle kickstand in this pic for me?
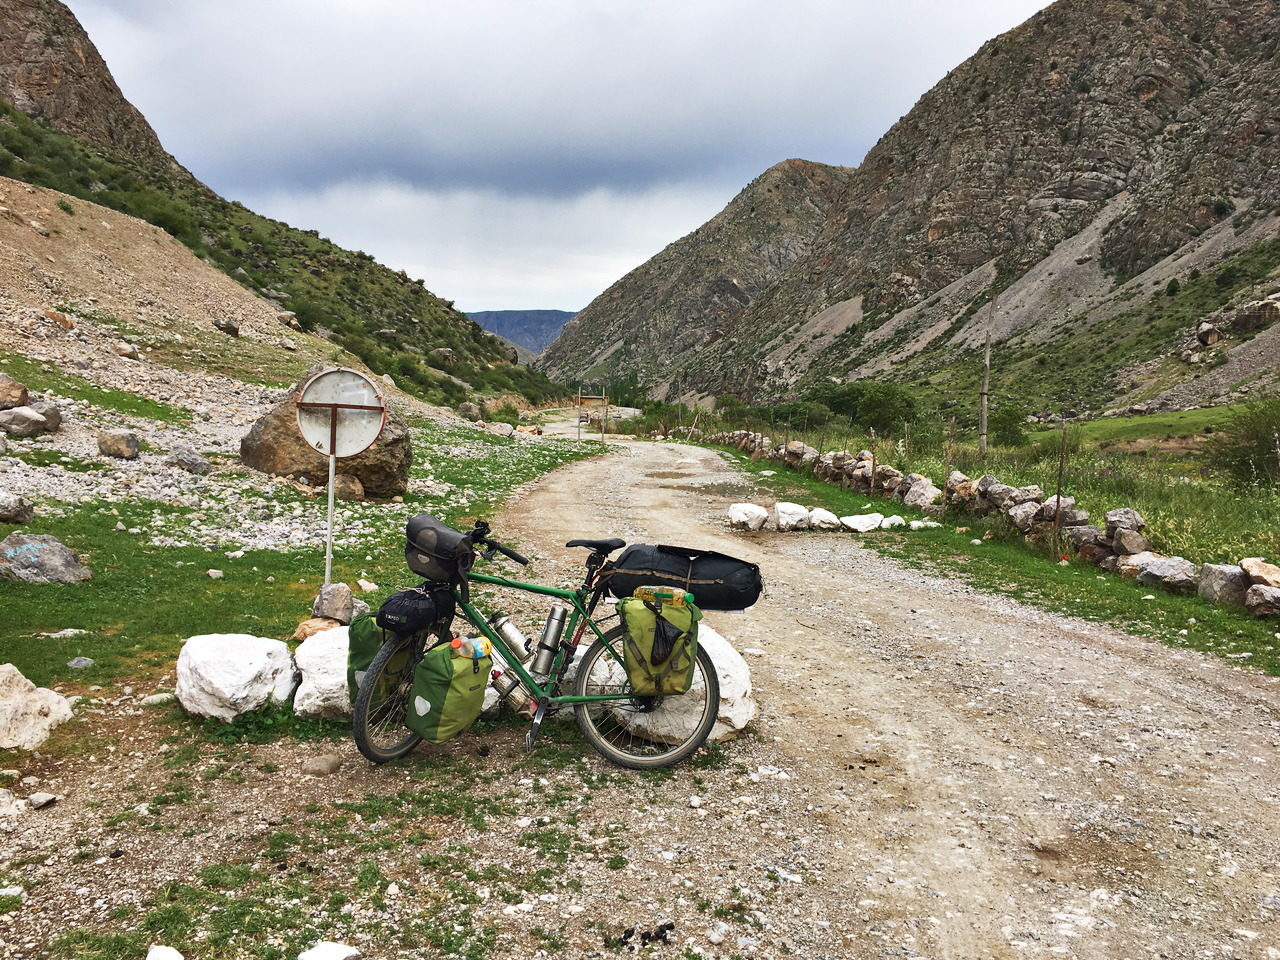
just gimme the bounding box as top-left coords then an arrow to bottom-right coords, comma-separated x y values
524,701 -> 548,753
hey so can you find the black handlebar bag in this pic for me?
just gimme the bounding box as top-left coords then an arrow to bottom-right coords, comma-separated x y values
405,514 -> 475,583
606,544 -> 763,611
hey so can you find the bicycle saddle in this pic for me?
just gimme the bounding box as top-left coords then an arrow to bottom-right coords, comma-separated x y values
565,538 -> 626,554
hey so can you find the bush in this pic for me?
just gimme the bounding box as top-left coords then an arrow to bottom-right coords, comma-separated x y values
1207,397 -> 1280,484
769,400 -> 833,429
990,406 -> 1029,446
854,383 -> 917,433
488,402 -> 521,427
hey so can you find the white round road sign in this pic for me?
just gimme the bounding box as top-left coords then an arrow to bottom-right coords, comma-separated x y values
295,368 -> 387,458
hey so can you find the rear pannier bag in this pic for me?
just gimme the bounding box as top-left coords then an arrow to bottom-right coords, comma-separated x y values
617,597 -> 702,697
346,612 -> 384,703
607,544 -> 763,610
405,514 -> 475,583
405,643 -> 492,743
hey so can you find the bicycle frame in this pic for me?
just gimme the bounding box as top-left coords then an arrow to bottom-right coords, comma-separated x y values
454,570 -> 628,706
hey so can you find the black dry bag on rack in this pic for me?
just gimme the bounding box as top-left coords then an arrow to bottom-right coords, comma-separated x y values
606,544 -> 763,611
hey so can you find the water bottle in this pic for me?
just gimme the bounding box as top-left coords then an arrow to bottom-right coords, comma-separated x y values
491,667 -> 534,718
633,585 -> 694,607
451,636 -> 491,661
529,604 -> 571,682
488,614 -> 532,663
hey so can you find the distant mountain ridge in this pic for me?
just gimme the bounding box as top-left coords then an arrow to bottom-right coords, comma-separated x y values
468,310 -> 576,355
540,0 -> 1280,414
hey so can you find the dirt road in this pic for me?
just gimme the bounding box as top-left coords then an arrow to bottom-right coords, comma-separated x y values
499,437 -> 1280,960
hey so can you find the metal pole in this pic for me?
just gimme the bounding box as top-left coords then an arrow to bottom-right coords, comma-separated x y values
325,453 -> 336,587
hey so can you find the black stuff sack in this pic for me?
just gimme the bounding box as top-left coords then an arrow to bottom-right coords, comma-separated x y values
607,544 -> 763,611
405,514 -> 475,583
376,585 -> 440,634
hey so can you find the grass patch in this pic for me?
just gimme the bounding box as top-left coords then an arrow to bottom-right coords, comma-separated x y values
0,351 -> 190,424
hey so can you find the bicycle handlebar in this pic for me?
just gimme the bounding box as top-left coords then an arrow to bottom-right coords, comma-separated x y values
470,520 -> 529,566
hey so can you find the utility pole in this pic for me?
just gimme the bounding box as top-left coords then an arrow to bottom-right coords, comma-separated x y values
978,294 -> 996,464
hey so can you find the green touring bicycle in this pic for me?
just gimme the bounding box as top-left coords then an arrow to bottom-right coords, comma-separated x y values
351,519 -> 722,770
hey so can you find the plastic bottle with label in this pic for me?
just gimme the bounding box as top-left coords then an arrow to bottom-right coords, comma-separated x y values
633,585 -> 694,607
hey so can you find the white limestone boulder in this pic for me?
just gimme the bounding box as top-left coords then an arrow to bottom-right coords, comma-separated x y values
808,507 -> 842,531
294,626 -> 351,719
617,623 -> 755,744
176,634 -> 298,722
879,515 -> 907,529
840,513 -> 883,533
0,664 -> 74,750
728,503 -> 769,531
902,480 -> 941,510
774,502 -> 810,532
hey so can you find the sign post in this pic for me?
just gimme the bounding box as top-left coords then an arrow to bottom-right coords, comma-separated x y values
295,368 -> 387,586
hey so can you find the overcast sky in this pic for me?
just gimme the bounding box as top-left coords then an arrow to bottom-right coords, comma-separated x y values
71,0 -> 1052,312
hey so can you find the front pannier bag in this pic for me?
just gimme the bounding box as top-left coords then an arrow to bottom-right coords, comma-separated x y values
617,597 -> 702,696
346,611 -> 383,702
405,514 -> 475,583
607,544 -> 763,610
405,643 -> 492,743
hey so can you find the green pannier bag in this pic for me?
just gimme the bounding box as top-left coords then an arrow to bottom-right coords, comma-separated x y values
405,643 -> 492,744
347,612 -> 386,703
616,597 -> 702,697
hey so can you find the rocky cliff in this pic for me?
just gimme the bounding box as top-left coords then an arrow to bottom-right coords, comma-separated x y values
541,0 -> 1280,413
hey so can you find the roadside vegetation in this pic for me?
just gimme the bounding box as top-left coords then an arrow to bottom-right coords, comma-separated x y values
620,392 -> 1280,568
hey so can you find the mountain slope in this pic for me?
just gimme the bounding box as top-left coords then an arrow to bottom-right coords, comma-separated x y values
468,309 -> 576,355
0,0 -> 564,405
542,0 -> 1280,413
540,158 -> 851,388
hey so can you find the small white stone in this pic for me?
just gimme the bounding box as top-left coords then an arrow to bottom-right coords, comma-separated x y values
356,578 -> 378,593
689,795 -> 702,808
970,539 -> 983,546
145,947 -> 184,960
206,569 -> 224,580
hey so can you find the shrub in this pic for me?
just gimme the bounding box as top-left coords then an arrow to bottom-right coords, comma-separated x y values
1206,397 -> 1280,485
488,402 -> 521,426
769,400 -> 833,429
990,406 -> 1029,446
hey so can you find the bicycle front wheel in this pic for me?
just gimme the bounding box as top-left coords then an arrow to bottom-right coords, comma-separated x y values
572,626 -> 720,769
352,635 -> 423,764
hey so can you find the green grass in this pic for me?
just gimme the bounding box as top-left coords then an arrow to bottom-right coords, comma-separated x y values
718,447 -> 1280,675
0,351 -> 190,424
1026,405 -> 1239,446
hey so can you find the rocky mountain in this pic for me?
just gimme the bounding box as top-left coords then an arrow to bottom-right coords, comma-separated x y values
468,310 -> 576,356
0,0 -> 563,406
541,0 -> 1280,414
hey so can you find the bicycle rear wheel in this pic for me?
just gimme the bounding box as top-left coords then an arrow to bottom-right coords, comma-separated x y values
352,635 -> 423,763
572,626 -> 719,769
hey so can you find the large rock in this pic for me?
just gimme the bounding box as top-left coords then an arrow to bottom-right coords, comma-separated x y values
728,503 -> 768,531
0,373 -> 27,410
240,368 -> 412,497
457,402 -> 482,422
983,483 -> 1018,510
1112,528 -> 1151,555
0,406 -> 48,437
1040,495 -> 1076,519
1007,501 -> 1041,532
774,502 -> 809,532
0,533 -> 91,583
1241,558 -> 1280,589
1116,550 -> 1162,580
332,474 -> 365,501
164,444 -> 211,475
808,507 -> 842,531
1135,556 -> 1198,593
783,440 -> 819,469
98,429 -> 139,459
1198,564 -> 1250,605
293,616 -> 343,642
1063,524 -> 1105,548
903,479 -> 942,509
312,583 -> 354,624
0,491 -> 34,524
617,623 -> 755,743
0,664 -> 73,750
840,513 -> 883,533
1245,585 -> 1280,618
1105,507 -> 1145,532
176,634 -> 298,722
27,401 -> 60,432
1011,485 -> 1044,505
294,626 -> 351,718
